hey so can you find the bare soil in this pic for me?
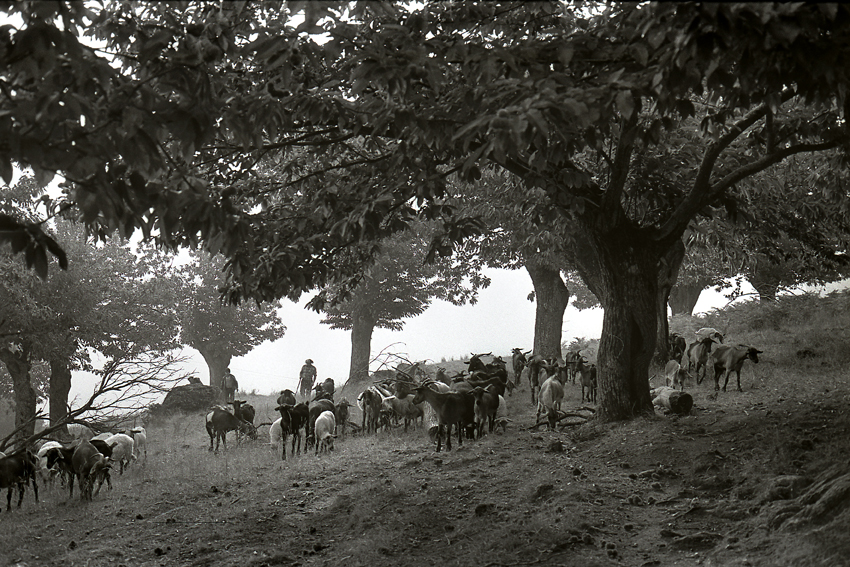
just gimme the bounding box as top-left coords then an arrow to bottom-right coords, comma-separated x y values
3,359 -> 850,567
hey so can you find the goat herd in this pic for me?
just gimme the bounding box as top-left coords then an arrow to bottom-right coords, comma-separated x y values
0,329 -> 762,514
0,426 -> 146,514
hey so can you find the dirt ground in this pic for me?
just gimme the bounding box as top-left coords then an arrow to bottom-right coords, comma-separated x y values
3,363 -> 850,567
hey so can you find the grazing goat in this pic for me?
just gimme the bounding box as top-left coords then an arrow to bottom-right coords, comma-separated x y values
710,344 -> 763,392
71,440 -> 111,500
664,359 -> 691,391
335,399 -> 351,436
314,410 -> 336,455
273,402 -> 310,460
0,449 -> 38,510
358,387 -> 384,434
276,389 -> 297,407
382,395 -> 425,432
206,407 -> 253,452
411,386 -> 474,452
576,356 -> 597,403
36,441 -> 64,484
103,433 -> 135,474
687,336 -> 718,384
229,400 -> 258,440
536,374 -> 564,430
472,386 -> 500,438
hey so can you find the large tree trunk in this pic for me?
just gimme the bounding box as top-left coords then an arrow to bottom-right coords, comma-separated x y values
669,282 -> 706,315
525,261 -> 570,360
49,356 -> 72,437
348,311 -> 376,384
654,240 -> 686,366
749,264 -> 781,302
195,346 -> 232,396
572,227 -> 664,421
0,342 -> 37,441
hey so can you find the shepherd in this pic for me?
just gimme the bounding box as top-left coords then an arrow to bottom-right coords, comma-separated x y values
298,359 -> 317,399
223,367 -> 238,402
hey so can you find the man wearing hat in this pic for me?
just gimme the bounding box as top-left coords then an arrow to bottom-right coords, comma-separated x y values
298,358 -> 317,399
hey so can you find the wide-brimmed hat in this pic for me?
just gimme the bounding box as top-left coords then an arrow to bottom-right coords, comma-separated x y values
305,358 -> 313,364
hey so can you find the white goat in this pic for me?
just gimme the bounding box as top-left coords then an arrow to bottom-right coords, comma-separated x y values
536,375 -> 564,430
104,433 -> 135,474
36,441 -> 64,484
314,411 -> 336,455
129,427 -> 147,461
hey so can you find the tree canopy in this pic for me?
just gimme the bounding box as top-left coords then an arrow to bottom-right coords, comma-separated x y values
4,2 -> 850,419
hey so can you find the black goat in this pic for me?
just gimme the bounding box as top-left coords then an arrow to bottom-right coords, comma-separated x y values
0,449 -> 39,510
411,385 -> 474,452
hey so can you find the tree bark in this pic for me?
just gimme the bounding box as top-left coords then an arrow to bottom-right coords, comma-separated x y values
0,341 -> 37,440
49,356 -> 72,436
525,261 -> 570,360
195,346 -> 232,397
348,310 -> 376,384
654,240 -> 686,366
572,227 -> 663,421
669,282 -> 706,315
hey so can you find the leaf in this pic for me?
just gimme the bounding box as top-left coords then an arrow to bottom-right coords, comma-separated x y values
616,91 -> 634,120
0,156 -> 12,185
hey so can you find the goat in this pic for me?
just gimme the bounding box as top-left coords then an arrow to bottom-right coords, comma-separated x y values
710,344 -> 763,392
229,400 -> 258,441
334,399 -> 351,436
411,385 -> 474,452
536,374 -> 565,430
307,399 -> 336,447
45,445 -> 76,489
695,327 -> 724,343
66,423 -> 93,441
668,333 -> 687,362
686,336 -> 719,384
664,359 -> 691,391
511,348 -> 530,390
128,427 -> 147,462
358,387 -> 384,434
525,354 -> 546,404
273,402 -> 310,460
276,389 -> 297,407
576,356 -> 597,403
71,440 -> 111,500
36,441 -> 64,485
205,407 -> 253,452
0,449 -> 38,510
382,394 -> 425,432
103,433 -> 135,474
471,386 -> 500,438
565,351 -> 582,384
314,410 -> 336,455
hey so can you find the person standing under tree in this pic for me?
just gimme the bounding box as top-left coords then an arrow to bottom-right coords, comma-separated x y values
298,359 -> 317,399
223,367 -> 238,402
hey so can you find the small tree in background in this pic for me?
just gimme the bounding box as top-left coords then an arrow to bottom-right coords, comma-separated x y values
310,223 -> 488,384
176,251 -> 286,395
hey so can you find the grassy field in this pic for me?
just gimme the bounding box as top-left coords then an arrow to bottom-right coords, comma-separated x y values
2,290 -> 850,566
